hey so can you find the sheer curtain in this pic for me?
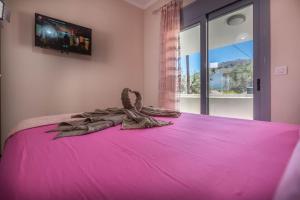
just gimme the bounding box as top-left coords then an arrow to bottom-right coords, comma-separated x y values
158,0 -> 181,110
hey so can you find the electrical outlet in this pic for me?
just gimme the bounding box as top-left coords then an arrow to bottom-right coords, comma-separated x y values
274,66 -> 288,76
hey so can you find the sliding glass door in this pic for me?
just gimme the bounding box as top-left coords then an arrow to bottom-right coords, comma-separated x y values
208,5 -> 254,119
179,0 -> 269,120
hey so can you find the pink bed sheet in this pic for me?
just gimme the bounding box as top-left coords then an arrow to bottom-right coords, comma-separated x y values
0,113 -> 299,200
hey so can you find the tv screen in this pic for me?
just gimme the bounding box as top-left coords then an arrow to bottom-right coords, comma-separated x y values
0,1 -> 4,20
35,13 -> 92,55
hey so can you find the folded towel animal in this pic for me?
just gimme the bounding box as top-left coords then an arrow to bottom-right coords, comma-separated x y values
48,88 -> 181,139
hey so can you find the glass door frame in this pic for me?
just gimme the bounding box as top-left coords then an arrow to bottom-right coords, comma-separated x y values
181,0 -> 271,121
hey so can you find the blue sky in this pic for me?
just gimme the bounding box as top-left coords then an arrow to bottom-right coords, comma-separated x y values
180,40 -> 253,75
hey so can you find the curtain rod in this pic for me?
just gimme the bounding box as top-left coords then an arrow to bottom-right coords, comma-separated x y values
152,0 -> 182,15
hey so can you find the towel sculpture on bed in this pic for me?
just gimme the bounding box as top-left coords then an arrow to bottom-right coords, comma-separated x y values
48,88 -> 181,139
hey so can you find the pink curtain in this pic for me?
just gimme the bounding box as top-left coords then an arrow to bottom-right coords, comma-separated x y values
159,0 -> 181,110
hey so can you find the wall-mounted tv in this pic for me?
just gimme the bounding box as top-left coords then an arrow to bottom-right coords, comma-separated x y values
35,13 -> 92,56
0,1 -> 4,21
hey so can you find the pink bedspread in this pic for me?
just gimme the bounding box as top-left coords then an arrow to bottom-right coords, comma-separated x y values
0,113 -> 299,200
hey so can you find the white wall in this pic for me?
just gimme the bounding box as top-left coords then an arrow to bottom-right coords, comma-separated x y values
271,0 -> 300,124
1,0 -> 144,148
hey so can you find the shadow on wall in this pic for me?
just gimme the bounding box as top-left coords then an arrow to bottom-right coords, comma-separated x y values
17,11 -> 112,63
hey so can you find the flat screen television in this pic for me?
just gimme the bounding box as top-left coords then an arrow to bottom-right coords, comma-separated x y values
0,1 -> 4,20
35,13 -> 92,56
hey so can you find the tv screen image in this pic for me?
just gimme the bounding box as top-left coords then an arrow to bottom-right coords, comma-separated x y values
35,13 -> 92,55
0,1 -> 4,20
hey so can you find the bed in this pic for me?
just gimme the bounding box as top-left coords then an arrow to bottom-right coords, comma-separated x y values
0,113 -> 299,200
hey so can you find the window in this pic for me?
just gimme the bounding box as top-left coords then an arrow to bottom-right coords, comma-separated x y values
179,25 -> 201,114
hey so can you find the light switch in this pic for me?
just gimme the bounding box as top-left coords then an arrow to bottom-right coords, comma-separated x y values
274,66 -> 288,75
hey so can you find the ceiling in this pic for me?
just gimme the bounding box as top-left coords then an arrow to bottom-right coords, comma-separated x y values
180,5 -> 253,56
208,5 -> 253,49
123,0 -> 158,9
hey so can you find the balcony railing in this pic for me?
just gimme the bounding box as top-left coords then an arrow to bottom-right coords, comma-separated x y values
180,94 -> 253,120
